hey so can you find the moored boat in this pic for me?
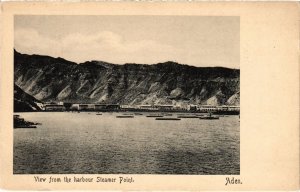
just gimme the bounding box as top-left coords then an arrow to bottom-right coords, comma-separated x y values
199,116 -> 219,120
116,115 -> 134,118
14,125 -> 37,129
213,111 -> 239,115
146,115 -> 164,117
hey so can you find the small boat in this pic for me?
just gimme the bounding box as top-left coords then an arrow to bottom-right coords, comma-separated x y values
155,118 -> 181,121
123,113 -> 134,115
213,111 -> 240,115
96,113 -> 102,115
146,115 -> 164,117
14,126 -> 37,129
199,116 -> 219,120
116,115 -> 134,118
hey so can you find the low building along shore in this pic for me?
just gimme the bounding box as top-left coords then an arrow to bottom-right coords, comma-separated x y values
42,102 -> 240,113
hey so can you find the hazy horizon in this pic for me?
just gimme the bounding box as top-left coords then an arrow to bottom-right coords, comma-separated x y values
14,16 -> 239,68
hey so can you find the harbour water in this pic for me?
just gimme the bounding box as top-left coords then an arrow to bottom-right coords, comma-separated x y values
14,112 -> 239,174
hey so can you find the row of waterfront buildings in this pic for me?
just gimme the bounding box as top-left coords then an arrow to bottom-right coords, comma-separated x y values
42,102 -> 240,113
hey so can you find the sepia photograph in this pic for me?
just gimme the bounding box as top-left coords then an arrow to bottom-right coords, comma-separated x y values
0,2 -> 298,191
13,15 -> 240,175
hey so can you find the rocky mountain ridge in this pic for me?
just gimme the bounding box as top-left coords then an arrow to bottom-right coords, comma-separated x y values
14,50 -> 240,106
14,84 -> 42,112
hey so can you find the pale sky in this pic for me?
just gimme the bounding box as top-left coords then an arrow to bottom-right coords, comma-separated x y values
14,16 -> 239,68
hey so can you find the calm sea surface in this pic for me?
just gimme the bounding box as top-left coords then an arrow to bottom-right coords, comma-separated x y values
14,112 -> 239,174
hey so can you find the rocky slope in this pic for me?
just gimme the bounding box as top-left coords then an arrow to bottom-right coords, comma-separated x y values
14,50 -> 240,106
14,84 -> 42,112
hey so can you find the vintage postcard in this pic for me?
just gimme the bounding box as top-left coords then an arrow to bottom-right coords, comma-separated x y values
0,2 -> 299,191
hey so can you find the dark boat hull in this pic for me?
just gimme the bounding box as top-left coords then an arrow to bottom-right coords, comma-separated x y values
14,126 -> 37,129
213,111 -> 239,115
155,118 -> 181,120
199,117 -> 219,120
116,116 -> 134,118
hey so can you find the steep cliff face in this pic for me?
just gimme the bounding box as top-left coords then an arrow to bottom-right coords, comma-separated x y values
14,84 -> 42,112
14,50 -> 240,105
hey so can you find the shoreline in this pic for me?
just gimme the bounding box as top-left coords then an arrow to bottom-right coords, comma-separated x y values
14,110 -> 240,115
